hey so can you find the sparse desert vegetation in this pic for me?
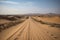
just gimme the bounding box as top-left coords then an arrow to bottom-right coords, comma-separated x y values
0,15 -> 29,32
0,15 -> 60,40
32,15 -> 60,28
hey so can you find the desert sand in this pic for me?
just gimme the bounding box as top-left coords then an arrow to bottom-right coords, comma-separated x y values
0,16 -> 60,40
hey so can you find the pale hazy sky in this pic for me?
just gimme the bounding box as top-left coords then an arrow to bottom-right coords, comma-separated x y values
0,0 -> 60,15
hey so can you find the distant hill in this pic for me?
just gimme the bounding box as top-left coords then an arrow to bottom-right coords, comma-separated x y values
0,13 -> 60,16
22,13 -> 60,16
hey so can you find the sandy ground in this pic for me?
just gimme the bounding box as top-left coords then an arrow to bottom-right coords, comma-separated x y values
34,16 -> 60,24
0,17 -> 60,40
0,19 -> 11,24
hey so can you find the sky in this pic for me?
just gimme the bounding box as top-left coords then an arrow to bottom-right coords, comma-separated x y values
0,0 -> 60,15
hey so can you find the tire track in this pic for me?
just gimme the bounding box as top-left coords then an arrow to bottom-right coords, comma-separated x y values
14,23 -> 27,40
7,19 -> 29,40
14,19 -> 30,40
28,20 -> 30,40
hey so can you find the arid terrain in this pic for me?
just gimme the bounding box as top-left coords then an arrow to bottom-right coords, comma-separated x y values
0,15 -> 60,40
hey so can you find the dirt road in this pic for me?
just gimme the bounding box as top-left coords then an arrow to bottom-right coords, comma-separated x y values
0,17 -> 60,40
